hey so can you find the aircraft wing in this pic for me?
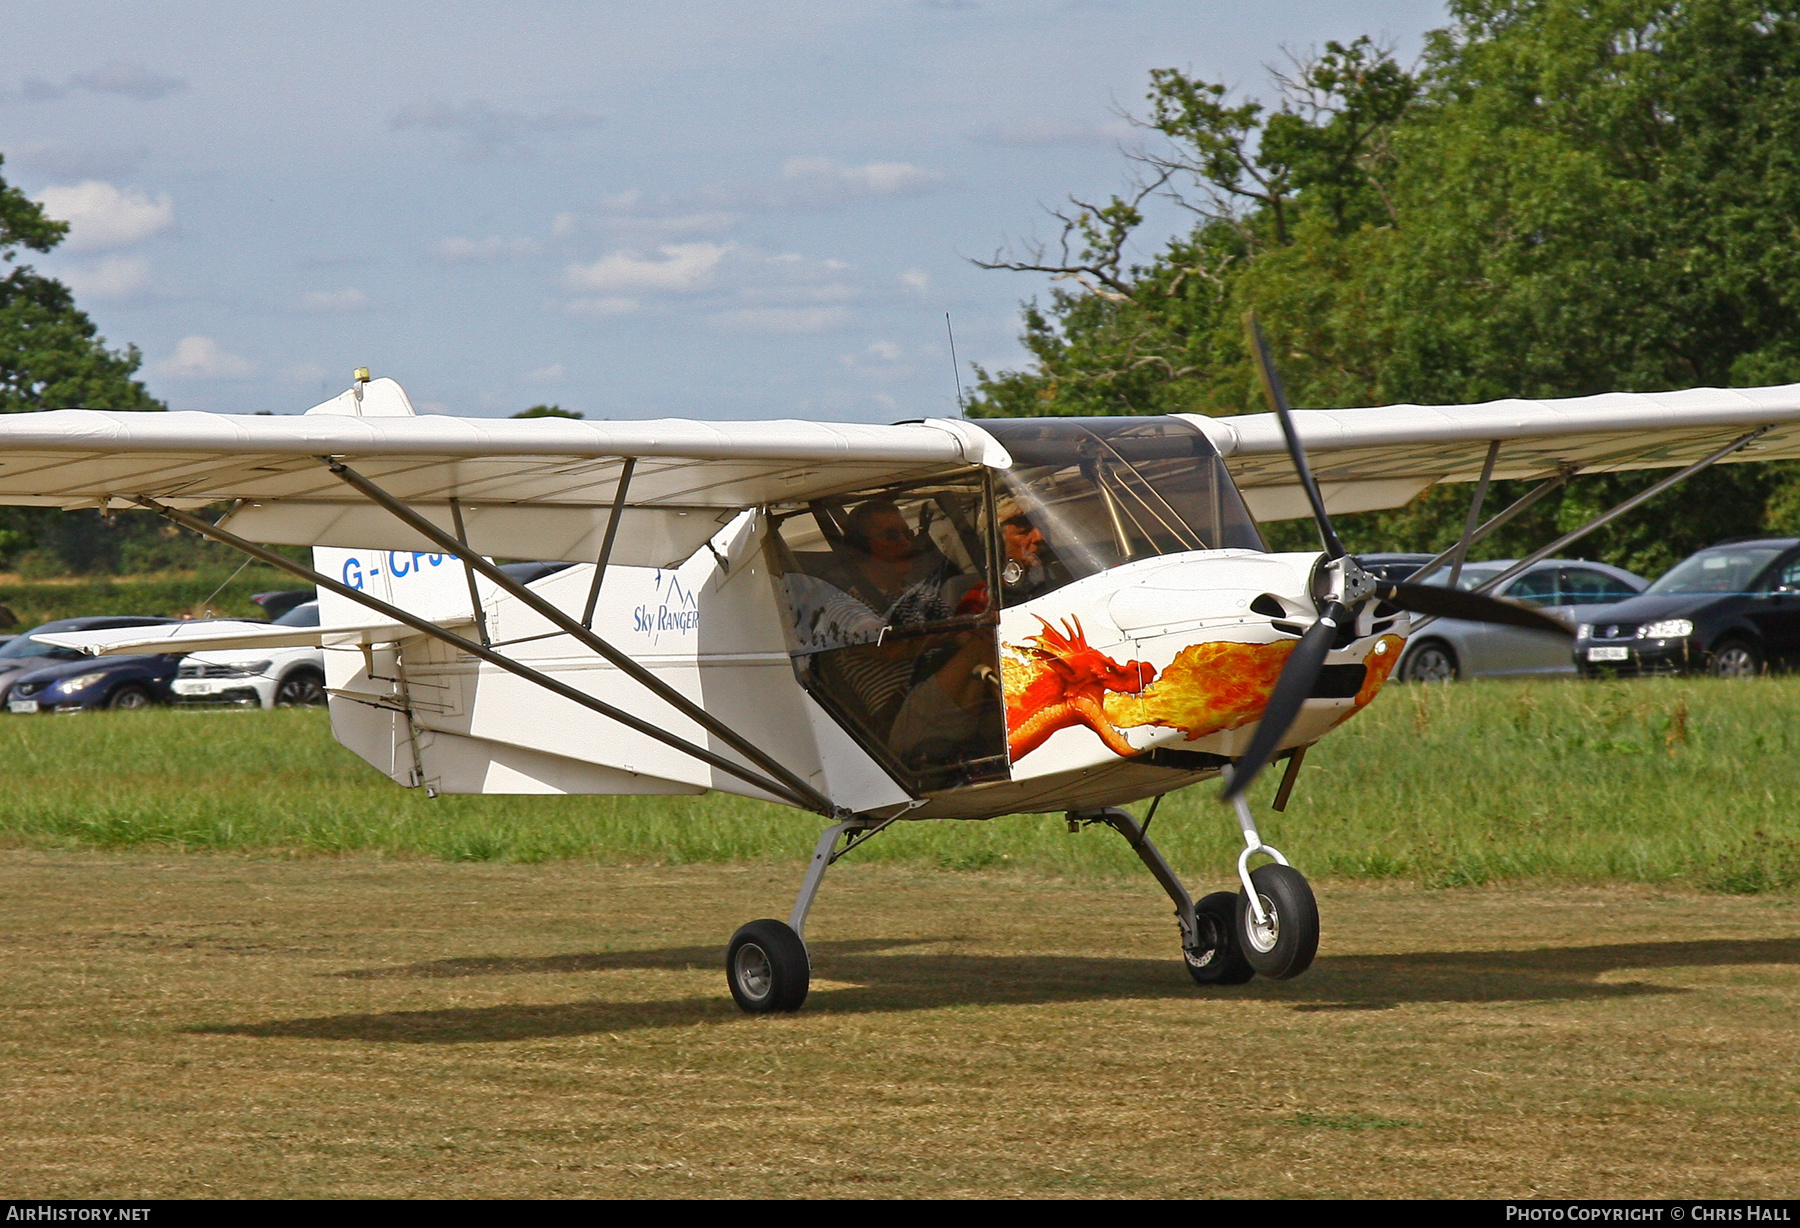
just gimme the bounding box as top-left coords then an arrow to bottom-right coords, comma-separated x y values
35,616 -> 474,657
1182,383 -> 1800,521
0,379 -> 1009,566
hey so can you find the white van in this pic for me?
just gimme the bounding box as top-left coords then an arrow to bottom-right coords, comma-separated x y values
172,600 -> 326,707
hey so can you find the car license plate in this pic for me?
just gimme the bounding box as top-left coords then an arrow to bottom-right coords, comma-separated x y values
8,699 -> 38,713
1588,646 -> 1630,662
172,679 -> 217,695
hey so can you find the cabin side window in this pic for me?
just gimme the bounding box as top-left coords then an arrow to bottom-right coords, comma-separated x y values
765,471 -> 1010,794
975,416 -> 1266,605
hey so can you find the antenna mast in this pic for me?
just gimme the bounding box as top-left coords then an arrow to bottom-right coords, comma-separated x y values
945,312 -> 967,419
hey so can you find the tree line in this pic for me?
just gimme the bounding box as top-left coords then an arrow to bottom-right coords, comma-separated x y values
970,0 -> 1800,575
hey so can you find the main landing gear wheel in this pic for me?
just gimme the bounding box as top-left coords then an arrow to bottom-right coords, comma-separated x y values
726,919 -> 810,1013
1185,891 -> 1255,985
1237,864 -> 1319,980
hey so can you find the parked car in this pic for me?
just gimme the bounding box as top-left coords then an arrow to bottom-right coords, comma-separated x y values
0,616 -> 178,705
173,601 -> 327,707
1396,558 -> 1648,681
251,589 -> 314,620
6,650 -> 182,712
1573,537 -> 1800,677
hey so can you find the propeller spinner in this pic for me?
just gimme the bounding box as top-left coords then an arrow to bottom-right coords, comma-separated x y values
1220,313 -> 1571,803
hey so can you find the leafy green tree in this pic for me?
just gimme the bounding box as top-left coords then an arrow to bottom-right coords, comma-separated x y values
0,153 -> 166,572
972,5 -> 1800,576
513,404 -> 583,419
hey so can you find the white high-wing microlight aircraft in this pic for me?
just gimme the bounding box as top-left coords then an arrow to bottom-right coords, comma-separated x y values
13,323 -> 1800,1012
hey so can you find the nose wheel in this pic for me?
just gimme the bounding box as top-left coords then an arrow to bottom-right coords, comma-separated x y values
1237,863 -> 1318,979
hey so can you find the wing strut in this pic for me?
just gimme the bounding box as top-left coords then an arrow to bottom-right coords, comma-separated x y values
1469,427 -> 1770,597
1402,464 -> 1579,585
131,495 -> 835,817
581,457 -> 634,630
320,458 -> 834,815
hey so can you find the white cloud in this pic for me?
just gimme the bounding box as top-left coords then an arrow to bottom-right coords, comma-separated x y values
782,156 -> 942,197
61,255 -> 154,303
710,306 -> 851,334
701,158 -> 947,210
975,118 -> 1133,147
154,336 -> 256,381
527,363 -> 566,382
899,268 -> 931,295
433,235 -> 543,262
563,242 -> 728,294
868,340 -> 904,361
73,62 -> 187,101
4,62 -> 185,104
9,143 -> 145,180
393,101 -> 602,160
299,288 -> 371,314
564,296 -> 641,317
280,362 -> 329,384
37,181 -> 173,252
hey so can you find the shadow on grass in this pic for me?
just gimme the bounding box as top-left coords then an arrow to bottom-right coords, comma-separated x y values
190,936 -> 1800,1045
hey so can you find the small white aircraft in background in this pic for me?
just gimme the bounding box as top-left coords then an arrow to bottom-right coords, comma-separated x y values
11,323 -> 1800,1012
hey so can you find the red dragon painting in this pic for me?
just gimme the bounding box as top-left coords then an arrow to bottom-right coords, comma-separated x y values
1001,617 -> 1156,759
1002,621 -> 1407,763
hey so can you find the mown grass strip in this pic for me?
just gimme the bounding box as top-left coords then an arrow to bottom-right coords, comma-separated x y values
0,675 -> 1796,891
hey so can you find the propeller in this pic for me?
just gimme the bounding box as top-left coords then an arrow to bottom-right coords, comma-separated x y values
1220,313 -> 1571,804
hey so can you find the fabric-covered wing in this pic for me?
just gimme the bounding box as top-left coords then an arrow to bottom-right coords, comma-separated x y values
1181,383 -> 1800,521
0,388 -> 1008,566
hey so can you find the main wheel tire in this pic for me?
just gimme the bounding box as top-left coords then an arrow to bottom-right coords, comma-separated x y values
275,669 -> 327,707
1401,640 -> 1458,683
1185,891 -> 1255,985
1237,864 -> 1320,980
108,685 -> 153,711
1710,639 -> 1763,678
726,919 -> 810,1013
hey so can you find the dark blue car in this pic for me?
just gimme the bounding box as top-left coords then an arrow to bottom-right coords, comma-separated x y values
3,616 -> 182,713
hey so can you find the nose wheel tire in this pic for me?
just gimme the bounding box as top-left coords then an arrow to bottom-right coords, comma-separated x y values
726,919 -> 810,1013
1237,864 -> 1319,980
1185,891 -> 1256,985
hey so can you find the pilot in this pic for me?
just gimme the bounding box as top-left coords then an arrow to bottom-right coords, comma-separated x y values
996,493 -> 1053,602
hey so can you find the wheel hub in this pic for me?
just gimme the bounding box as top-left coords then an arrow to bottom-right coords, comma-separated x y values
734,942 -> 773,1001
1245,894 -> 1281,953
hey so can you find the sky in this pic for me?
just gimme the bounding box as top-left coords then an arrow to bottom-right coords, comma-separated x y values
5,1 -> 1446,422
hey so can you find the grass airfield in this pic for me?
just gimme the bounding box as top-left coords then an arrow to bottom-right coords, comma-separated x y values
2,854 -> 1796,1198
0,678 -> 1798,1197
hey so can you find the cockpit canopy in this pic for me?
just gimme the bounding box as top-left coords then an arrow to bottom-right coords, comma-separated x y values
977,416 -> 1265,601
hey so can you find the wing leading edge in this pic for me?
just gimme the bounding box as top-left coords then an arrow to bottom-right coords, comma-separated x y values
1182,383 -> 1800,521
0,397 -> 1009,566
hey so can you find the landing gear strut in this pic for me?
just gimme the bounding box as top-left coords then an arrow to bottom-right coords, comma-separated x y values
1073,792 -> 1319,986
726,815 -> 893,1014
1225,791 -> 1318,979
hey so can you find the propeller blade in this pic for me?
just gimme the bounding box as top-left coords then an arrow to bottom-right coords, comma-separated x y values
1244,309 -> 1346,560
1373,581 -> 1573,636
1221,600 -> 1349,803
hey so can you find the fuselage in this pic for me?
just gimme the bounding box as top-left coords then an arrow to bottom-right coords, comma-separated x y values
310,421 -> 1411,820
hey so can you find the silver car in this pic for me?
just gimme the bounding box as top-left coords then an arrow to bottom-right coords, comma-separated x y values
1390,557 -> 1648,681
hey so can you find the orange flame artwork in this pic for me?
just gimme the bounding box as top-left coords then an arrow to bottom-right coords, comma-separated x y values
1001,624 -> 1408,762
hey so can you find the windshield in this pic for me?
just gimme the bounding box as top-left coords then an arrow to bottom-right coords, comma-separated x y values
274,602 -> 321,627
0,633 -> 63,660
974,416 -> 1265,605
1646,547 -> 1783,595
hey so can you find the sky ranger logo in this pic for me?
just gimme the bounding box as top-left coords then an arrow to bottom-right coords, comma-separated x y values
633,571 -> 700,645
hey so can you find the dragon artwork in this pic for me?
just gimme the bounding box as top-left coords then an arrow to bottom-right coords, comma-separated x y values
1000,616 -> 1405,762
